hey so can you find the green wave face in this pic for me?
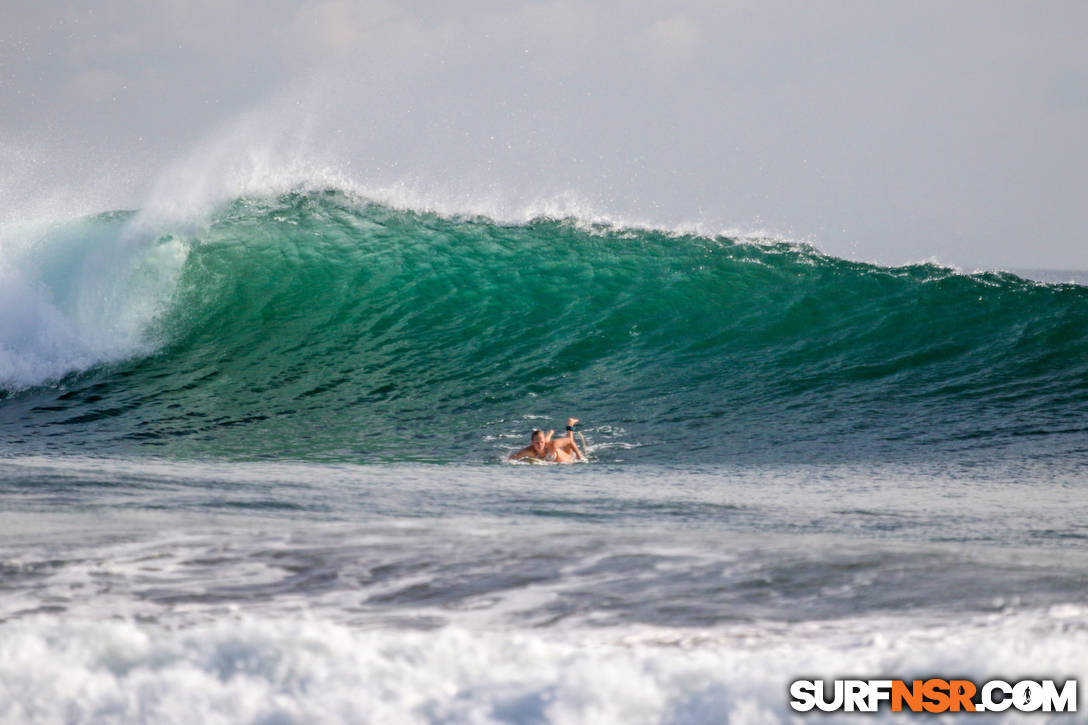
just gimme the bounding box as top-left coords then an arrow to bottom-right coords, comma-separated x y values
5,190 -> 1088,464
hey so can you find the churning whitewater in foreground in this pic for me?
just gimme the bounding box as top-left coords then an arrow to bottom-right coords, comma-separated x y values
1,189 -> 1086,723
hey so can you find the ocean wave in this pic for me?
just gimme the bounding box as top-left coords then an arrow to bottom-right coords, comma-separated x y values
0,210 -> 188,390
3,190 -> 1087,463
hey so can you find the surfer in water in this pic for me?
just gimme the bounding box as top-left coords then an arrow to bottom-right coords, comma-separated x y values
509,417 -> 585,462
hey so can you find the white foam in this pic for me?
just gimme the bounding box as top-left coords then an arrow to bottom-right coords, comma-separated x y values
0,609 -> 1083,724
0,212 -> 189,390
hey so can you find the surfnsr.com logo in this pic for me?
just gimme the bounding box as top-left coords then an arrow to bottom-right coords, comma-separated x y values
789,679 -> 1078,713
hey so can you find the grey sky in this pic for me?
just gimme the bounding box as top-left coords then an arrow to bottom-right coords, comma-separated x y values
3,1 -> 1086,269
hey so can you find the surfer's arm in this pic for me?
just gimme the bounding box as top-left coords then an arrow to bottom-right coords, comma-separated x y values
508,446 -> 533,460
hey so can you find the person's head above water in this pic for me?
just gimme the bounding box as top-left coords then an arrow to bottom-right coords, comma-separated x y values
530,429 -> 546,455
509,417 -> 581,462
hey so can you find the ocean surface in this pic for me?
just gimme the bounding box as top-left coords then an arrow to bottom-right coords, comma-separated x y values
1,189 -> 1086,723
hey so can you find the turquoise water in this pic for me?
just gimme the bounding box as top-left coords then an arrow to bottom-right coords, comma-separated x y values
1,190 -> 1085,723
4,190 -> 1088,465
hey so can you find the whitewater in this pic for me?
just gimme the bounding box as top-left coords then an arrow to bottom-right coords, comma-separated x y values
1,186 -> 1086,724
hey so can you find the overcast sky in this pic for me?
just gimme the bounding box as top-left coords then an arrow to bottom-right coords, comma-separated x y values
2,1 -> 1086,269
